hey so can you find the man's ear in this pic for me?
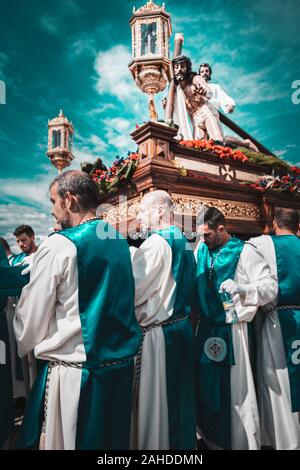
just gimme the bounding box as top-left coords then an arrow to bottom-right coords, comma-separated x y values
64,191 -> 74,210
157,205 -> 164,218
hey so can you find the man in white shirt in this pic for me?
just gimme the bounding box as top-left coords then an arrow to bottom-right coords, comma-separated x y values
13,170 -> 141,450
198,63 -> 258,151
249,208 -> 300,449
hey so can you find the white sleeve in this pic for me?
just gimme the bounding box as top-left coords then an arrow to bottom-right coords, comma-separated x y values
13,236 -> 71,357
130,234 -> 173,324
234,243 -> 278,322
216,85 -> 236,112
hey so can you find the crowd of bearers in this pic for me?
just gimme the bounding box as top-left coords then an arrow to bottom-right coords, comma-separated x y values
0,172 -> 299,450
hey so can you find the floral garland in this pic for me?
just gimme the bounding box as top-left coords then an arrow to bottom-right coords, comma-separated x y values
247,174 -> 300,194
81,153 -> 140,194
177,139 -> 300,195
178,139 -> 249,163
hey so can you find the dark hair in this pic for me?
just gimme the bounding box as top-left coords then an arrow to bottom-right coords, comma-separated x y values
13,225 -> 35,237
199,63 -> 212,80
172,55 -> 195,85
196,206 -> 225,230
49,170 -> 101,211
274,207 -> 300,233
0,237 -> 10,251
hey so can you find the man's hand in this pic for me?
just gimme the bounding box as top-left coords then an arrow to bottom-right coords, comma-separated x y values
20,257 -> 33,276
225,104 -> 235,113
220,279 -> 245,296
194,83 -> 207,96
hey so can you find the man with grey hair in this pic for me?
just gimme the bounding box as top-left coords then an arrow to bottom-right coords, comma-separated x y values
130,190 -> 196,450
13,170 -> 141,450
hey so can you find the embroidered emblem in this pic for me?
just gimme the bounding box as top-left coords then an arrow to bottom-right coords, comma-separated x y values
204,337 -> 227,362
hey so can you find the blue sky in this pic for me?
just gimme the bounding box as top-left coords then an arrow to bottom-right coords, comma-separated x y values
0,0 -> 300,248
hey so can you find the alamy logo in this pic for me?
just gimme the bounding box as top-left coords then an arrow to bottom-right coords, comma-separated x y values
0,340 -> 6,365
0,80 -> 6,104
291,80 -> 300,105
291,340 -> 300,365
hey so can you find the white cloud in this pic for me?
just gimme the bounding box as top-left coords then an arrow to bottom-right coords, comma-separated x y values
102,117 -> 136,154
0,169 -> 57,210
68,37 -> 96,60
39,1 -> 82,37
89,134 -> 108,152
86,103 -> 117,117
94,45 -> 134,101
71,133 -> 109,167
212,62 -> 286,106
39,16 -> 61,36
94,44 -> 168,129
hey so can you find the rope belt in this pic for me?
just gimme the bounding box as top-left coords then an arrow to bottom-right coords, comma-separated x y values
260,304 -> 300,329
132,314 -> 189,414
262,304 -> 300,315
41,356 -> 135,435
274,305 -> 300,311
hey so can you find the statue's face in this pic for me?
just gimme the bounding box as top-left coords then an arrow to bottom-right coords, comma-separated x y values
199,65 -> 211,81
174,61 -> 188,82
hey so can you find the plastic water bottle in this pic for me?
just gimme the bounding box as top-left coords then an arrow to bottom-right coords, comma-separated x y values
219,290 -> 238,324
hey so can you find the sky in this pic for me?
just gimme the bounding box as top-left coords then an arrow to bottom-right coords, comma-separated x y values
0,0 -> 300,249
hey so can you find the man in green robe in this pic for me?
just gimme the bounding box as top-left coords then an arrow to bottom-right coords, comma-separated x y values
13,170 -> 141,450
195,206 -> 277,449
0,244 -> 13,449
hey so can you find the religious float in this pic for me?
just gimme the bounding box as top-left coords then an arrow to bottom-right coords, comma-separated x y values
46,1 -> 300,240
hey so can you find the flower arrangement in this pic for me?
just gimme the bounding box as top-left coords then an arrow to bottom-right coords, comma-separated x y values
248,173 -> 300,194
178,139 -> 249,163
177,139 -> 300,195
81,153 -> 140,194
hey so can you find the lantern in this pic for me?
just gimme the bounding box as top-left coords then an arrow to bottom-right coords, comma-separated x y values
128,0 -> 172,121
47,110 -> 74,173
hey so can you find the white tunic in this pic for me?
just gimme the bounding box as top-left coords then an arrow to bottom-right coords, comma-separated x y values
249,235 -> 300,450
208,83 -> 236,113
130,234 -> 177,450
14,234 -> 85,450
195,240 -> 278,450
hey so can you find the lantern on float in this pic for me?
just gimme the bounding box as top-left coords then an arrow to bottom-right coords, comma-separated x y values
47,109 -> 74,173
128,0 -> 172,121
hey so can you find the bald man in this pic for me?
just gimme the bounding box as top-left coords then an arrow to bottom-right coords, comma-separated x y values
130,190 -> 196,450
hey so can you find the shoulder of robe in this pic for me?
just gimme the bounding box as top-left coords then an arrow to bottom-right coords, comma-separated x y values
143,233 -> 172,255
240,239 -> 269,264
247,234 -> 271,251
39,233 -> 77,259
195,240 -> 207,256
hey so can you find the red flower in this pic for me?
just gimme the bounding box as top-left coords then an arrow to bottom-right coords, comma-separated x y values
291,166 -> 300,175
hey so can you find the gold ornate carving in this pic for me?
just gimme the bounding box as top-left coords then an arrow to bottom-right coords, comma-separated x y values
171,194 -> 260,221
103,194 -> 260,225
103,198 -> 141,224
136,1 -> 164,14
